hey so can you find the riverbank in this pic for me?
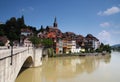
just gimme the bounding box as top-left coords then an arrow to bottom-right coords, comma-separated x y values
49,52 -> 111,58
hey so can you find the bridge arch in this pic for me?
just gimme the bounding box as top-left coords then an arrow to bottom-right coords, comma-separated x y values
16,56 -> 34,78
22,56 -> 34,68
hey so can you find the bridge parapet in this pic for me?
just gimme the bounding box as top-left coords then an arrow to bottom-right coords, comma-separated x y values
0,47 -> 42,82
0,47 -> 29,59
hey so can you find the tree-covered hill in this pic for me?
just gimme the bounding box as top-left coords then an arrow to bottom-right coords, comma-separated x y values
0,16 -> 37,42
111,44 -> 120,51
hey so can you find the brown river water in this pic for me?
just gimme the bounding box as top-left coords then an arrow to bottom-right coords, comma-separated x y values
16,52 -> 120,82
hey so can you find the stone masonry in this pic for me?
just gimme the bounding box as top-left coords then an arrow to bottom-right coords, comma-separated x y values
0,47 -> 42,82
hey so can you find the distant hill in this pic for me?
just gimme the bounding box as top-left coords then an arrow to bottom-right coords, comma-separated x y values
111,44 -> 120,48
111,44 -> 120,51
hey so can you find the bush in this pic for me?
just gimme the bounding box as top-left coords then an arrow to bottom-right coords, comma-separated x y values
96,43 -> 111,53
48,48 -> 55,57
0,42 -> 4,46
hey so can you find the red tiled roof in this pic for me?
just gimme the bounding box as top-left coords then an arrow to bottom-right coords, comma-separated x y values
47,32 -> 56,38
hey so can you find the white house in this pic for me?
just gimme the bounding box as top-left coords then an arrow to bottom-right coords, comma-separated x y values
23,38 -> 32,47
70,40 -> 81,53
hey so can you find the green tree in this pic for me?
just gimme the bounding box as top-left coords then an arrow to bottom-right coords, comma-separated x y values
48,48 -> 55,57
5,17 -> 21,42
8,32 -> 18,41
0,30 -> 4,36
96,43 -> 111,53
0,24 -> 5,35
46,26 -> 49,32
41,38 -> 53,48
17,15 -> 25,28
29,36 -> 41,47
0,42 -> 4,46
41,25 -> 44,32
103,44 -> 111,53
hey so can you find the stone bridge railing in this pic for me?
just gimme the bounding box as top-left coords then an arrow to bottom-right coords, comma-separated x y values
0,47 -> 42,82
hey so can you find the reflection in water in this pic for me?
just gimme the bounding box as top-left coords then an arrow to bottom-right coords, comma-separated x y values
16,67 -> 42,82
16,53 -> 120,82
42,55 -> 111,82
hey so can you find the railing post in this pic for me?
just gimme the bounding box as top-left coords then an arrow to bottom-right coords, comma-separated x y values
10,46 -> 13,65
28,46 -> 29,53
9,41 -> 14,65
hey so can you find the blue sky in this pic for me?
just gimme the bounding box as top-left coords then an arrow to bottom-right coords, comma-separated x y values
0,0 -> 120,45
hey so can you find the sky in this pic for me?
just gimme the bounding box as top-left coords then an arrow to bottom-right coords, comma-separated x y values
0,0 -> 120,45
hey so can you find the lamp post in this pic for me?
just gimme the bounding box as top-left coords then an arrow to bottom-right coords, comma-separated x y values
8,26 -> 18,65
10,41 -> 13,65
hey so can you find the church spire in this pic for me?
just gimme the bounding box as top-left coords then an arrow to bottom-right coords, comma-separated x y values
53,17 -> 58,28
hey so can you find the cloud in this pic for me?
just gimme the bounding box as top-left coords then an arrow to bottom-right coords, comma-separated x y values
19,8 -> 25,13
29,7 -> 34,11
19,7 -> 34,14
97,30 -> 111,44
111,30 -> 120,34
100,22 -> 111,27
98,6 -> 120,16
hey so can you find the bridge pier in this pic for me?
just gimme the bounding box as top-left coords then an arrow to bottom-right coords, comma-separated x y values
33,48 -> 42,67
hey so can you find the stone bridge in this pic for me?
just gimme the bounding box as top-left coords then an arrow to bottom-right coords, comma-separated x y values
0,47 -> 42,82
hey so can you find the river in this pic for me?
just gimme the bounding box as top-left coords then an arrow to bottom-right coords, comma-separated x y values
16,52 -> 120,82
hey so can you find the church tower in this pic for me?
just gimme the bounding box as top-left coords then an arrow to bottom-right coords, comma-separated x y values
53,17 -> 58,28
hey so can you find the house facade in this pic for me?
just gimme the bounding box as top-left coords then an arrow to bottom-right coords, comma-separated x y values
85,34 -> 100,50
23,38 -> 32,47
20,28 -> 33,47
62,40 -> 81,54
56,39 -> 63,54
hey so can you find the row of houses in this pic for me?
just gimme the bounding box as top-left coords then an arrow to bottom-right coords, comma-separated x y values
20,17 -> 100,54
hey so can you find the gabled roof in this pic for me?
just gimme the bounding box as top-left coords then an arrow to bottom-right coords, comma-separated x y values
86,34 -> 99,41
